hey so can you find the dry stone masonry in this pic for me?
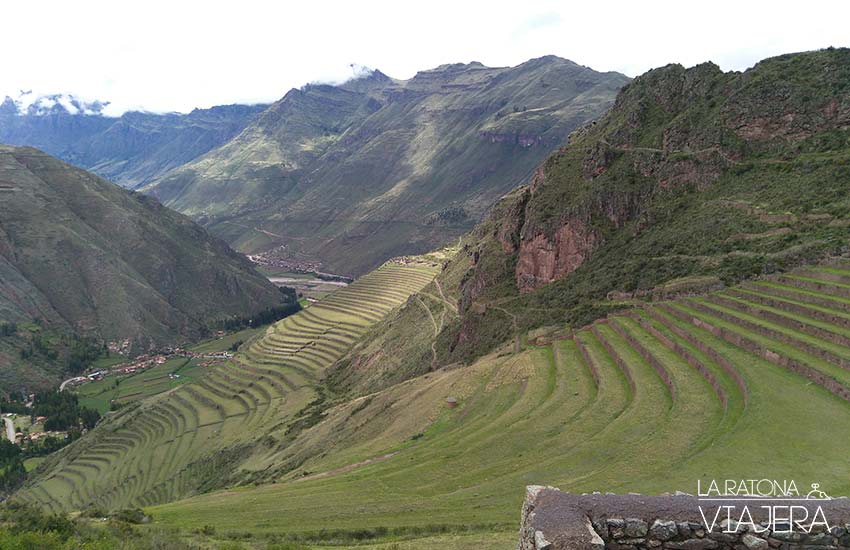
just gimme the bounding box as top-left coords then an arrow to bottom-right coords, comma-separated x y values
518,487 -> 850,550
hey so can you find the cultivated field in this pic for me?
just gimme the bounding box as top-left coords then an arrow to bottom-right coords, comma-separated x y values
17,260 -> 850,548
16,261 -> 439,514
144,262 -> 850,545
76,357 -> 205,413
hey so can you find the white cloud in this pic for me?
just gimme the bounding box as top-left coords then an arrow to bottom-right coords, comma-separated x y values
1,0 -> 848,115
55,96 -> 79,115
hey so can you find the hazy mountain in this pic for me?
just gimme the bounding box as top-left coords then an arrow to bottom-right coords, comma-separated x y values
0,95 -> 266,188
0,145 -> 295,391
145,56 -> 630,275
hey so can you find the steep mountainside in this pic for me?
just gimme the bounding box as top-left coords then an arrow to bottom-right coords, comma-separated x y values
0,98 -> 265,188
0,145 -> 294,391
335,48 -> 850,383
145,57 -> 629,275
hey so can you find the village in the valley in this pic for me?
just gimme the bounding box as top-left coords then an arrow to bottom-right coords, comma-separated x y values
2,338 -> 236,452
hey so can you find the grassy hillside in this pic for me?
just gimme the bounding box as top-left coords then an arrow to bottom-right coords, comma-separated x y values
13,258 -> 850,547
137,261 -> 850,546
0,145 -> 294,392
145,57 -> 629,275
76,357 -> 205,414
15,260 -> 440,512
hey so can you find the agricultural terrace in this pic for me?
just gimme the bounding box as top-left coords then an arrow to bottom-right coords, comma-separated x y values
15,261 -> 439,513
146,263 -> 850,543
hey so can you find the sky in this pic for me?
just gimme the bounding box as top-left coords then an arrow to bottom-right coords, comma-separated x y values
2,0 -> 849,115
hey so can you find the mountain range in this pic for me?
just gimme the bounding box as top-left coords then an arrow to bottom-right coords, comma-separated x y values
144,56 -> 630,275
362,47 -> 850,374
11,48 -> 850,548
0,95 -> 265,188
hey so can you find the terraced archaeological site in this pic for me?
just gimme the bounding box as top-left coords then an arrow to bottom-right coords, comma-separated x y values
15,261 -> 439,514
16,257 -> 850,547
130,262 -> 850,542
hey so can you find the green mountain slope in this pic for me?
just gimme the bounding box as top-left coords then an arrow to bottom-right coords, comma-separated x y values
19,256 -> 850,546
144,262 -> 850,541
145,57 -> 629,275
0,145 -> 294,391
15,260 -> 440,511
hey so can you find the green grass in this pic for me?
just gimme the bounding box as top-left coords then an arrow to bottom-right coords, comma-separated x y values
140,264 -> 850,543
190,325 -> 268,354
23,457 -> 45,472
19,261 -> 850,549
90,354 -> 127,370
19,262 -> 441,519
76,357 -> 206,413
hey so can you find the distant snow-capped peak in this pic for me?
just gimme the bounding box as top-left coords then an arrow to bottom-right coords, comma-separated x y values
0,91 -> 109,116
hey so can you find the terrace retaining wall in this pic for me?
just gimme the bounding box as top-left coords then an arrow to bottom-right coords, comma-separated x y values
518,487 -> 850,550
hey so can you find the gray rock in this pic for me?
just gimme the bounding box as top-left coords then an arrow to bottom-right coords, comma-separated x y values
742,533 -> 769,550
678,522 -> 694,538
664,538 -> 720,550
586,517 -> 605,550
533,529 -> 551,550
804,531 -> 836,545
721,519 -> 742,533
708,531 -> 738,543
624,518 -> 648,538
608,518 -> 626,539
771,530 -> 803,542
650,519 -> 679,541
591,517 -> 609,540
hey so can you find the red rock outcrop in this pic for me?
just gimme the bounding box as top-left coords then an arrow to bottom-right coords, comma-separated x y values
515,220 -> 598,293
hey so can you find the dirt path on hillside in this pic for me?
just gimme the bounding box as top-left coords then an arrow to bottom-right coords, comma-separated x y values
434,279 -> 458,314
599,139 -> 741,165
293,452 -> 398,483
416,297 -> 440,370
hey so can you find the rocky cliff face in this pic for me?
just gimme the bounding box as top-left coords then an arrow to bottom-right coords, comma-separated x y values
515,219 -> 599,292
427,48 -> 850,366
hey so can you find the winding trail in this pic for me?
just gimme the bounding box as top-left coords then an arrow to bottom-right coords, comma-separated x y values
434,279 -> 457,314
415,297 -> 440,370
598,138 -> 741,165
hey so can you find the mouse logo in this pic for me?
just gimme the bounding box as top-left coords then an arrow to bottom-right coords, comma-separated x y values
806,483 -> 830,500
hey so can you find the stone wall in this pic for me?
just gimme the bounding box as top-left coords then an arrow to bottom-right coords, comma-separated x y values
518,487 -> 850,550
